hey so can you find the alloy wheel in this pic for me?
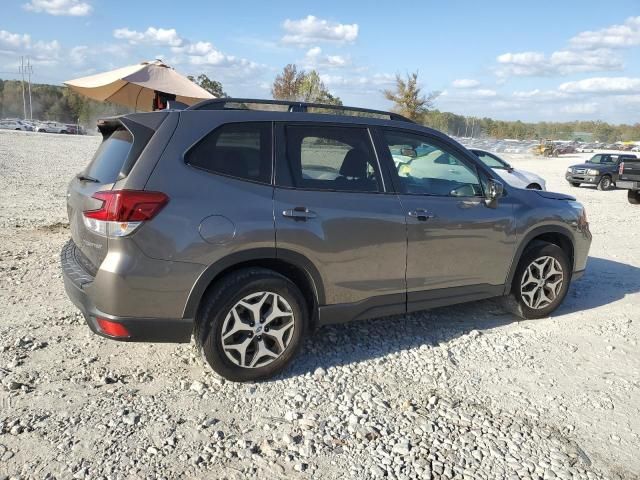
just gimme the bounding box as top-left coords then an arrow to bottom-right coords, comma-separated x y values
520,256 -> 564,310
220,291 -> 295,368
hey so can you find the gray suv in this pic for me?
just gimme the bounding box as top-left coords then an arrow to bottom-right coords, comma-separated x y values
61,99 -> 592,381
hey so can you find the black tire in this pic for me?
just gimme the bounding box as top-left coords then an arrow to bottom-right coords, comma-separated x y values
195,268 -> 307,382
506,242 -> 571,319
628,189 -> 640,205
570,182 -> 581,187
526,183 -> 542,190
597,175 -> 612,191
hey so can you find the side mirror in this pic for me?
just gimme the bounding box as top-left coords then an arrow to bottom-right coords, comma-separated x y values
485,179 -> 504,207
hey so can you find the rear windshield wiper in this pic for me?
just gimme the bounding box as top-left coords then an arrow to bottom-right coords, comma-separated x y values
76,173 -> 100,183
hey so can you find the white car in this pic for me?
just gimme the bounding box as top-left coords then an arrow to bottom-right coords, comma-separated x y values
0,119 -> 29,131
35,121 -> 69,134
470,149 -> 547,190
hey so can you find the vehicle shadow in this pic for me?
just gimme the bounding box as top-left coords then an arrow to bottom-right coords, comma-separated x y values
280,256 -> 640,379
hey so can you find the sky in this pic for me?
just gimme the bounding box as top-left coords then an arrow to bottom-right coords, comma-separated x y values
1,0 -> 640,123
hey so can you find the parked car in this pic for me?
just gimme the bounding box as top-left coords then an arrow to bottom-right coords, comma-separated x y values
616,158 -> 640,204
0,119 -> 29,131
36,121 -> 69,133
65,124 -> 85,135
566,153 -> 638,190
469,149 -> 547,190
61,99 -> 591,381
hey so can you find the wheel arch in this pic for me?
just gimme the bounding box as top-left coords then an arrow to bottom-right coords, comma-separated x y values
183,248 -> 324,326
504,225 -> 575,295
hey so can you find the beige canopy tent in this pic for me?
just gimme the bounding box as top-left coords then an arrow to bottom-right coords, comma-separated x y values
64,60 -> 215,111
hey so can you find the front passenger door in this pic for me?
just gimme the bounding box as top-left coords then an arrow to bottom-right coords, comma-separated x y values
377,128 -> 516,309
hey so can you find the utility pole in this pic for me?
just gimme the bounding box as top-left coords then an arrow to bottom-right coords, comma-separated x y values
20,56 -> 27,119
26,57 -> 33,120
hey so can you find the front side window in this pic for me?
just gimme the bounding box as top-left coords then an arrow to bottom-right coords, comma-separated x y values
282,125 -> 382,192
382,130 -> 482,197
186,122 -> 272,184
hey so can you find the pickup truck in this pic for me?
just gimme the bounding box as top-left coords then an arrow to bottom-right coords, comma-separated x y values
617,158 -> 640,204
566,153 -> 637,190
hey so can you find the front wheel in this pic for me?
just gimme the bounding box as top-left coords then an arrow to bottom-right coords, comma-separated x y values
597,175 -> 613,191
570,182 -> 581,187
196,268 -> 307,382
507,242 -> 571,319
629,189 -> 640,205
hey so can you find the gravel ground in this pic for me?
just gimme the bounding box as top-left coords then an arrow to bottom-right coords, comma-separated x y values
0,129 -> 639,480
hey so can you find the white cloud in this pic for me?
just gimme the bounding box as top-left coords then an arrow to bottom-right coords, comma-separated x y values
496,48 -> 622,77
23,0 -> 91,16
69,45 -> 88,65
303,46 -> 350,69
320,73 -> 395,92
561,103 -> 598,115
452,78 -> 480,88
0,29 -> 61,64
558,77 -> 640,94
282,15 -> 358,45
113,27 -> 183,47
570,16 -> 640,49
0,30 -> 31,51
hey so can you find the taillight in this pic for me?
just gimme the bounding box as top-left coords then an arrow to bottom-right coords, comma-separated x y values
96,317 -> 130,338
83,190 -> 168,237
619,162 -> 624,175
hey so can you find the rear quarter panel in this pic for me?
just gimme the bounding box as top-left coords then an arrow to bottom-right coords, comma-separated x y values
132,111 -> 275,266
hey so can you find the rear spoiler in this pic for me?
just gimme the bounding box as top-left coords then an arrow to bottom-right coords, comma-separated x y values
97,111 -> 170,179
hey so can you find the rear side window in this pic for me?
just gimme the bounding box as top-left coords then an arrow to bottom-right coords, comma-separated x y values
186,122 -> 272,184
84,128 -> 133,183
280,125 -> 382,192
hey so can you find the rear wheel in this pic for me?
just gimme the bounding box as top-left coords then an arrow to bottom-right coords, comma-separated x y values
597,175 -> 613,191
527,183 -> 542,190
196,268 -> 307,382
628,189 -> 640,205
507,242 -> 571,319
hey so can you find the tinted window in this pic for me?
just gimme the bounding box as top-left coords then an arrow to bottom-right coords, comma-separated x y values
84,128 -> 133,183
282,125 -> 382,192
382,130 -> 482,197
187,122 -> 272,184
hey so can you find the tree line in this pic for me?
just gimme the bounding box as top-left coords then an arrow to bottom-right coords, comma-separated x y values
2,70 -> 638,142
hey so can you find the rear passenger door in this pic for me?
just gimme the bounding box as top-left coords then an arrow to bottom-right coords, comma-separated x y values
274,123 -> 407,319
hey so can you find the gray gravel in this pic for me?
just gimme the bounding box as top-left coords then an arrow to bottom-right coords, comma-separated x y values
1,130 -> 639,479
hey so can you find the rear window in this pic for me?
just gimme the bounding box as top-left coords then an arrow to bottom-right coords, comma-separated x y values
186,122 -> 272,184
84,128 -> 133,183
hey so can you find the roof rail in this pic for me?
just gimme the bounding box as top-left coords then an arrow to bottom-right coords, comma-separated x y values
187,98 -> 415,123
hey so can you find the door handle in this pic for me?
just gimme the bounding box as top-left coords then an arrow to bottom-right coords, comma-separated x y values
408,209 -> 434,221
282,206 -> 317,220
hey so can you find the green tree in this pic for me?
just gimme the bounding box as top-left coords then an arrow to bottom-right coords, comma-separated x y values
271,65 -> 341,105
187,74 -> 227,98
383,72 -> 440,122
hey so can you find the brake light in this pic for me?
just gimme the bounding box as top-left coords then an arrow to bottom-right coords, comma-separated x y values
96,317 -> 130,338
83,190 -> 168,237
619,162 -> 624,175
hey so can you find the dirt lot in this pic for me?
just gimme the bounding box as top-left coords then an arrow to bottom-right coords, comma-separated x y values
0,130 -> 639,479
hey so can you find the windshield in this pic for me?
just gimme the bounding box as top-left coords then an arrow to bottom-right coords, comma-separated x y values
472,151 -> 510,170
587,154 -> 614,164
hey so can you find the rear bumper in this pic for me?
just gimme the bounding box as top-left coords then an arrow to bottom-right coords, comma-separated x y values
61,240 -> 193,343
616,180 -> 639,190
